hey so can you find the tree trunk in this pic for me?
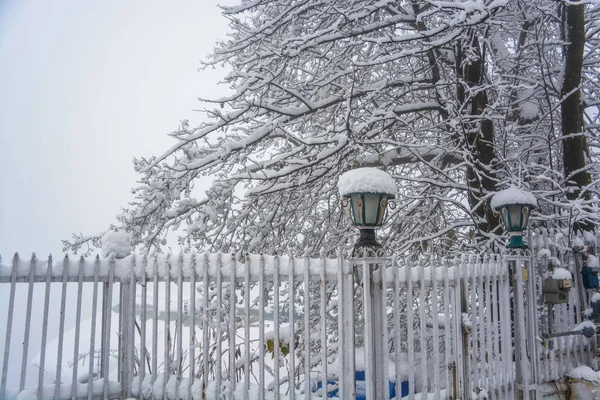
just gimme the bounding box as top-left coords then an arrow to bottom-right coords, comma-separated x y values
458,32 -> 499,235
562,2 -> 594,233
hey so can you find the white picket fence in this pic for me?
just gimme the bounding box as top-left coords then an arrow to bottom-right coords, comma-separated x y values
0,237 -> 596,399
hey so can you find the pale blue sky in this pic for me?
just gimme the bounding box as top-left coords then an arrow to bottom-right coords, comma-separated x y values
0,0 -> 232,259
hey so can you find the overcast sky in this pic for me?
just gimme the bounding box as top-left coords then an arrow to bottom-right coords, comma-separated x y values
0,1 -> 238,388
0,0 -> 233,259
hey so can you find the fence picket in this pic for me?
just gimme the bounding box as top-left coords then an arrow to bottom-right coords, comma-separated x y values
484,256 -> 493,396
163,257 -> 171,398
37,255 -> 52,399
288,253 -> 296,400
54,255 -> 68,400
228,253 -> 236,394
490,257 -> 499,397
20,254 -> 36,393
216,253 -> 223,396
381,257 -> 390,400
319,251 -> 327,399
244,253 -> 251,400
417,259 -> 428,395
303,254 -> 311,400
140,254 -> 148,399
203,253 -> 211,395
176,254 -> 184,398
468,255 -> 479,395
407,259 -> 415,400
394,258 -> 402,397
338,251 -> 354,399
126,254 -> 136,398
187,253 -> 195,400
151,255 -> 159,389
70,256 -> 85,398
258,254 -> 265,399
454,257 -> 467,399
431,258 -> 440,400
0,254 -> 17,399
441,258 -> 451,399
273,254 -> 281,399
87,255 -> 100,400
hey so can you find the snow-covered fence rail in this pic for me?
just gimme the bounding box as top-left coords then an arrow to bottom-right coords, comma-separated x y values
0,251 -> 516,399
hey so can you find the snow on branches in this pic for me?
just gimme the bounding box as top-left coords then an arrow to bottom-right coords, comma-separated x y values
65,0 -> 600,256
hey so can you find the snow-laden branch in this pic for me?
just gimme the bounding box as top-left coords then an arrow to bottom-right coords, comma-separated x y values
67,0 -> 600,256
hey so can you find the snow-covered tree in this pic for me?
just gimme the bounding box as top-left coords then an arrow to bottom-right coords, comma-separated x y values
66,0 -> 600,256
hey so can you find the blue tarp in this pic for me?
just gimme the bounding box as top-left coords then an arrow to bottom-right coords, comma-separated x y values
315,370 -> 408,399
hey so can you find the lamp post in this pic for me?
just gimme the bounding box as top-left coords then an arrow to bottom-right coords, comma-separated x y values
491,186 -> 538,398
338,168 -> 396,400
491,186 -> 537,248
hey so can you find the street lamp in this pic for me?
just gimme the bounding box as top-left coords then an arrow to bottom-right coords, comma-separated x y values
491,186 -> 537,248
338,167 -> 396,251
338,167 -> 396,400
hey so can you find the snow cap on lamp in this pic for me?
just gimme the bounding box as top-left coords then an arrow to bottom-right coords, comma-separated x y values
338,167 -> 396,229
338,167 -> 397,198
491,186 -> 537,248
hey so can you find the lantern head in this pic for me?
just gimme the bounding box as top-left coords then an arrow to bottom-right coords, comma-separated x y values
491,187 -> 537,248
338,168 -> 397,251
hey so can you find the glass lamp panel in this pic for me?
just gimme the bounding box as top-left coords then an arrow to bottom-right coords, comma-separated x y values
507,204 -> 524,231
350,194 -> 362,226
500,207 -> 510,231
521,206 -> 531,229
363,193 -> 382,227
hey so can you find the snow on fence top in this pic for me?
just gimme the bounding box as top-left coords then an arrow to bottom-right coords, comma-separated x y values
490,186 -> 537,209
0,251 -> 509,284
337,167 -> 396,196
0,252 -> 345,282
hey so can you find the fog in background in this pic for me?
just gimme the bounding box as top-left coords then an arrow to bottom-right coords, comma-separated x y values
0,0 -> 232,388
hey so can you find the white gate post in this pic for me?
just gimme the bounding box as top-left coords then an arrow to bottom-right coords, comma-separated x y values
510,253 -> 537,400
360,250 -> 388,400
338,253 -> 356,398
